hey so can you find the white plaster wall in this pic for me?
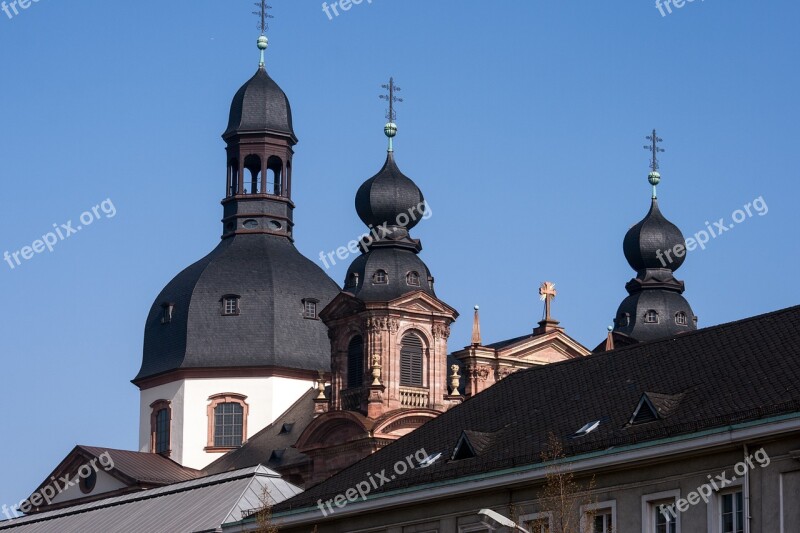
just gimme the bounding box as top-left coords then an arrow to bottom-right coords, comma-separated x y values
140,376 -> 313,470
47,469 -> 126,505
138,381 -> 185,462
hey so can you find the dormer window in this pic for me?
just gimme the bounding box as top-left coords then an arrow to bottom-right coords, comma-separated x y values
160,302 -> 174,324
373,270 -> 388,284
618,312 -> 630,327
221,295 -> 240,316
675,311 -> 688,326
346,272 -> 359,288
406,271 -> 420,287
645,310 -> 659,323
302,298 -> 318,320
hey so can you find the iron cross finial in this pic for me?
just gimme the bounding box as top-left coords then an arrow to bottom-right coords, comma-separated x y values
644,129 -> 665,172
379,77 -> 403,123
253,1 -> 273,35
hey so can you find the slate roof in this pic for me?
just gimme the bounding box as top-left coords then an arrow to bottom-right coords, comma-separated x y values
276,304 -> 800,512
224,66 -> 295,140
1,467 -> 301,533
136,234 -> 340,382
205,388 -> 318,475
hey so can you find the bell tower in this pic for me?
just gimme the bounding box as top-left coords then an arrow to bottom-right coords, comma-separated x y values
295,82 -> 460,484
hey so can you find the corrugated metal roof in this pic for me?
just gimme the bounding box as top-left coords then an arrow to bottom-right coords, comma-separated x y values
0,466 -> 302,533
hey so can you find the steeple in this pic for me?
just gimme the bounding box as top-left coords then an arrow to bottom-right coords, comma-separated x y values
220,4 -> 296,240
612,130 -> 697,342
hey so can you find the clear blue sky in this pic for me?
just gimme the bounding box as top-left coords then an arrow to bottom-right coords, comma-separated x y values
1,0 -> 797,509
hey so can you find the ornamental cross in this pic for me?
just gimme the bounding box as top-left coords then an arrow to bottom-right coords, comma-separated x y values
539,281 -> 557,321
253,1 -> 273,35
379,77 -> 403,122
644,129 -> 665,172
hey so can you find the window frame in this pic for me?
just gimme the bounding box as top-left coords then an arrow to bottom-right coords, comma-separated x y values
221,294 -> 241,316
645,309 -> 659,323
406,270 -> 421,287
400,331 -> 426,387
706,478 -> 745,533
149,399 -> 172,456
675,312 -> 688,326
302,298 -> 319,320
642,490 -> 681,533
373,269 -> 388,284
160,302 -> 175,324
520,511 -> 553,533
581,500 -> 616,533
205,393 -> 249,451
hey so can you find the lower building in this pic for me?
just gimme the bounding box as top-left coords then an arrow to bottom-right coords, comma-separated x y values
223,305 -> 800,533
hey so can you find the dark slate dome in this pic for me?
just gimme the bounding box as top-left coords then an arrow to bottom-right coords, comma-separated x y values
135,234 -> 339,382
614,290 -> 696,342
355,152 -> 424,230
223,66 -> 295,139
623,199 -> 686,272
343,246 -> 434,302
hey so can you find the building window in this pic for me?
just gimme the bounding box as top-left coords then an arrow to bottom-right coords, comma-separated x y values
406,271 -> 420,286
206,393 -> 249,450
520,512 -> 552,533
346,272 -> 359,288
618,312 -> 630,327
79,469 -> 97,494
303,298 -> 318,319
373,269 -> 388,284
221,295 -> 240,316
642,491 -> 680,533
675,311 -> 688,326
347,336 -> 364,388
160,302 -> 174,324
719,490 -> 744,533
645,309 -> 659,323
400,332 -> 425,387
149,400 -> 171,456
581,501 -> 616,533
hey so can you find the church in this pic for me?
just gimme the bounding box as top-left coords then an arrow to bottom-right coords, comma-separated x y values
1,5 -> 798,532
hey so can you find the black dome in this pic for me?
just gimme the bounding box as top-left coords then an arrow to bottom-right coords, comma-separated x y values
623,199 -> 686,272
355,153 -> 424,230
614,290 -> 696,342
343,247 -> 434,302
223,67 -> 295,139
136,234 -> 339,382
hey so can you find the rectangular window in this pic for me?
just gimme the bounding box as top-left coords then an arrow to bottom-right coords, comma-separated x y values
223,297 -> 239,316
720,490 -> 744,533
214,402 -> 244,447
642,491 -> 679,533
303,300 -> 317,319
654,502 -> 677,533
155,408 -> 170,454
593,511 -> 613,532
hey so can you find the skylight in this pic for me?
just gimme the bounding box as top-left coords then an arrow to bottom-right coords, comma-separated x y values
417,452 -> 442,468
573,420 -> 600,438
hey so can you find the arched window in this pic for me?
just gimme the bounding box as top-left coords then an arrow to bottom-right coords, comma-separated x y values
267,156 -> 283,195
149,400 -> 171,456
206,393 -> 249,450
400,333 -> 424,387
675,311 -> 688,326
645,310 -> 659,324
373,270 -> 388,284
228,159 -> 239,196
347,336 -> 364,388
243,154 -> 262,194
406,271 -> 420,287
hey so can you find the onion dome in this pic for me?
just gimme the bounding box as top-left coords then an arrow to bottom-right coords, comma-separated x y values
355,152 -> 425,232
611,131 -> 697,344
623,198 -> 686,272
223,66 -> 295,140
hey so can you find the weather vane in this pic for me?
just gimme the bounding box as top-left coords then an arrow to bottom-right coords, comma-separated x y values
379,77 -> 403,123
253,1 -> 273,35
643,129 -> 664,199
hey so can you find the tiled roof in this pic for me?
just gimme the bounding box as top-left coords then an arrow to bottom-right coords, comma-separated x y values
277,305 -> 800,512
